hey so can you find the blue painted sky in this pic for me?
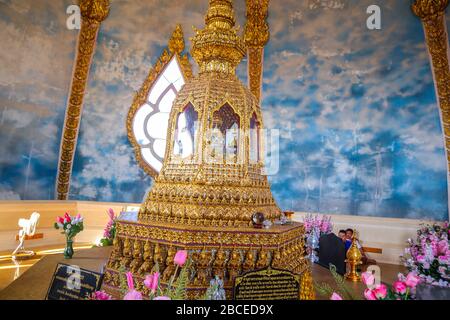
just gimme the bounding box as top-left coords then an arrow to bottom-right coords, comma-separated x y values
0,0 -> 449,220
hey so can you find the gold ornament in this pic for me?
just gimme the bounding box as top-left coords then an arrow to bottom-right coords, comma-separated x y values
244,0 -> 270,103
412,1 -> 450,187
345,234 -> 362,282
55,0 -> 110,200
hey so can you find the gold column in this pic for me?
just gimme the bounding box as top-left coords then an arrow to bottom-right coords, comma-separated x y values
244,0 -> 270,104
412,0 -> 450,218
55,0 -> 110,200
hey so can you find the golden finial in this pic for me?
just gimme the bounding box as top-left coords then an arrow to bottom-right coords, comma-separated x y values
168,24 -> 185,54
191,0 -> 246,75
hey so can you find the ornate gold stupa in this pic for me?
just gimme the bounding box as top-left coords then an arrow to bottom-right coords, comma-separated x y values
104,0 -> 313,299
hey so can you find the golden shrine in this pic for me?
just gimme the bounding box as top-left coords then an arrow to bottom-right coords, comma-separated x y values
103,0 -> 313,299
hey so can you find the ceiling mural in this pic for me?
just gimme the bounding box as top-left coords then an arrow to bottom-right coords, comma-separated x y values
0,0 -> 449,220
0,0 -> 77,200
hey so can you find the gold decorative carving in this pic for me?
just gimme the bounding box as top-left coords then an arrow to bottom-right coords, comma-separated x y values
412,1 -> 450,210
126,25 -> 193,178
244,0 -> 270,103
55,0 -> 110,200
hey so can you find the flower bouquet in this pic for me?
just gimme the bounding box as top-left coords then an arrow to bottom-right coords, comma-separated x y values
401,222 -> 450,288
303,214 -> 333,262
99,208 -> 117,247
303,213 -> 333,236
54,212 -> 84,259
361,271 -> 420,300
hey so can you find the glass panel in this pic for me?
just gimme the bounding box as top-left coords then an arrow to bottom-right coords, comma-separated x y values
146,112 -> 170,140
131,55 -> 185,174
173,104 -> 198,158
142,148 -> 162,172
148,75 -> 170,104
250,112 -> 260,163
159,89 -> 177,113
153,139 -> 166,159
163,58 -> 184,83
133,104 -> 153,145
211,104 -> 240,163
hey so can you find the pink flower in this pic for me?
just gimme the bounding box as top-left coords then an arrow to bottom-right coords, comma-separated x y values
124,290 -> 143,300
361,272 -> 375,287
57,216 -> 64,224
416,255 -> 425,263
373,284 -> 388,299
123,272 -> 142,300
330,292 -> 343,300
153,296 -> 171,300
144,274 -> 154,290
144,272 -> 159,293
107,208 -> 115,220
64,212 -> 72,223
405,273 -> 421,288
93,291 -> 112,300
174,250 -> 188,266
438,240 -> 449,255
364,289 -> 377,300
393,281 -> 407,294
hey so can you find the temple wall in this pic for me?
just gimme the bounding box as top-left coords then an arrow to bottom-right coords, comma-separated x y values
0,1 -> 449,221
0,201 -> 137,253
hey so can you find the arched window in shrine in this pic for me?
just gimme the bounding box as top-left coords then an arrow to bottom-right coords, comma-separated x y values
211,104 -> 240,163
131,55 -> 186,174
173,103 -> 198,159
250,112 -> 261,163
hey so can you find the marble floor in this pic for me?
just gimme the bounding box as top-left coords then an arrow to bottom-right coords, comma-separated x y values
0,243 -> 95,292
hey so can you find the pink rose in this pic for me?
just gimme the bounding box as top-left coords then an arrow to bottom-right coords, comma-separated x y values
154,296 -> 171,300
364,289 -> 377,300
373,284 -> 388,299
124,290 -> 143,300
330,292 -> 343,300
174,250 -> 188,266
393,281 -> 407,294
361,272 -> 375,287
57,216 -> 64,224
405,273 -> 421,288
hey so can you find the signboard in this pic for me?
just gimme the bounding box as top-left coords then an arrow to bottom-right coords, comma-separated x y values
234,267 -> 300,300
46,263 -> 103,300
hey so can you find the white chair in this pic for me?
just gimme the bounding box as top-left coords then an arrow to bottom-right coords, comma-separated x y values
12,212 -> 40,260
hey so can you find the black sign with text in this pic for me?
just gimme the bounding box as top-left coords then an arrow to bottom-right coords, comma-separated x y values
234,267 -> 300,300
46,263 -> 103,300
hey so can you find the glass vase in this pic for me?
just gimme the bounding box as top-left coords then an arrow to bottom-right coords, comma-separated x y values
64,239 -> 74,259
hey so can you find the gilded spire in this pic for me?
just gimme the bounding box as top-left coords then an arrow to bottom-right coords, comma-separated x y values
168,24 -> 185,54
191,0 -> 246,75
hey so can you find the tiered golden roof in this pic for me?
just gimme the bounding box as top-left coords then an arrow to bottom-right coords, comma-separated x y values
139,0 -> 281,227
